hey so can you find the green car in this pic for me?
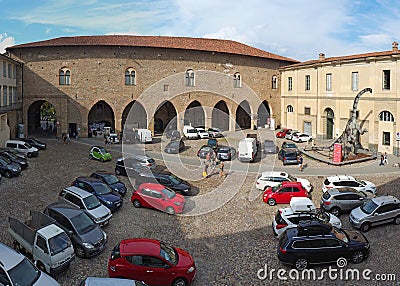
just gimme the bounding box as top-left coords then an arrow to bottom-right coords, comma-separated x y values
89,146 -> 112,162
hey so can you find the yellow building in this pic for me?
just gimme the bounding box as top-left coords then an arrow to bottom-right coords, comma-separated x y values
280,42 -> 400,154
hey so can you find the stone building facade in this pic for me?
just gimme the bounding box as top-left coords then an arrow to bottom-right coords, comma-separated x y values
6,35 -> 298,138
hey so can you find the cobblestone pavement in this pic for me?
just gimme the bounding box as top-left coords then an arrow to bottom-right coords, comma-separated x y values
0,137 -> 399,286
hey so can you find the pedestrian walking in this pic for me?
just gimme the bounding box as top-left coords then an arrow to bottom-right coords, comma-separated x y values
66,133 -> 71,144
203,161 -> 209,178
297,153 -> 303,172
383,152 -> 388,165
219,162 -> 226,178
379,154 -> 384,166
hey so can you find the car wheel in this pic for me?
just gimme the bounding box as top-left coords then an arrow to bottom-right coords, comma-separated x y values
4,171 -> 12,178
115,169 -> 121,175
267,198 -> 276,206
352,251 -> 364,264
295,258 -> 308,270
133,200 -> 141,208
13,240 -> 22,252
100,157 -> 104,162
89,154 -> 93,160
394,216 -> 400,225
299,139 -> 303,143
37,262 -> 46,273
27,153 -> 32,158
172,278 -> 187,286
360,222 -> 371,232
74,245 -> 86,258
166,206 -> 175,215
330,207 -> 340,217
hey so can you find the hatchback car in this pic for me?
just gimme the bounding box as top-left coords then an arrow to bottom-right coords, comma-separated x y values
0,151 -> 28,169
197,145 -> 215,159
90,171 -> 127,196
277,148 -> 300,165
58,186 -> 113,226
277,222 -> 369,270
276,128 -> 291,138
263,181 -> 311,206
44,203 -> 108,258
21,137 -> 47,150
72,177 -> 123,211
208,127 -> 223,138
284,130 -> 299,140
256,171 -> 312,192
164,140 -> 185,154
0,156 -> 21,178
292,133 -> 312,143
349,195 -> 400,232
136,172 -> 197,196
195,127 -> 210,139
115,157 -> 149,177
216,145 -> 236,161
131,183 -> 185,215
263,140 -> 278,154
108,238 -> 196,286
281,141 -> 298,149
322,175 -> 376,194
320,187 -> 375,216
131,155 -> 156,169
89,146 -> 112,162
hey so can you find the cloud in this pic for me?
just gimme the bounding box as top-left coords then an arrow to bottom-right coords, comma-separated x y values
0,33 -> 15,53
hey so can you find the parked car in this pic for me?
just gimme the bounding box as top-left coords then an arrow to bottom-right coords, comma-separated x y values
90,171 -> 127,196
115,157 -> 148,177
80,277 -> 148,286
21,138 -> 47,150
277,148 -> 300,165
164,140 -> 185,154
276,128 -> 292,138
281,141 -> 298,149
263,140 -> 279,154
284,130 -> 299,140
216,145 -> 236,161
278,221 -> 369,270
0,150 -> 28,169
0,242 -> 61,286
0,156 -> 21,178
263,181 -> 311,206
208,127 -> 223,138
108,238 -> 196,286
131,183 -> 185,215
5,139 -> 39,158
165,129 -> 181,141
58,186 -> 113,226
107,133 -> 120,144
320,187 -> 375,216
272,197 -> 342,237
89,146 -> 112,162
44,203 -> 108,258
197,145 -> 215,159
195,127 -> 210,139
256,171 -> 312,192
292,133 -> 313,143
72,177 -> 123,211
0,147 -> 27,159
182,125 -> 199,140
349,195 -> 400,232
131,155 -> 156,169
322,175 -> 377,194
207,138 -> 218,150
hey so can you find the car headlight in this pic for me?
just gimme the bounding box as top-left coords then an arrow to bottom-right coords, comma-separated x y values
174,202 -> 183,206
187,266 -> 195,273
183,189 -> 189,193
332,221 -> 341,226
83,242 -> 94,249
102,230 -> 107,240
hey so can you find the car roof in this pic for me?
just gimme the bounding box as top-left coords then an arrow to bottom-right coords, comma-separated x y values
261,171 -> 288,178
64,186 -> 93,199
217,145 -> 230,150
0,243 -> 24,271
326,175 -> 355,181
46,202 -> 85,218
138,182 -> 166,191
120,238 -> 161,256
371,195 -> 399,205
75,176 -> 104,184
327,187 -> 359,194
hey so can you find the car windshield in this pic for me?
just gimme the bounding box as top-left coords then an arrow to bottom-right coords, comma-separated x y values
264,141 -> 274,146
218,148 -> 230,153
161,188 -> 176,199
8,257 -> 40,286
271,184 -> 282,192
169,142 -> 179,147
361,200 -> 379,214
159,241 -> 178,265
285,143 -> 297,148
168,175 -> 181,185
147,158 -> 155,164
83,195 -> 102,210
0,156 -> 11,164
103,174 -> 119,184
187,129 -> 197,133
98,147 -> 108,154
4,152 -> 17,160
93,184 -> 112,195
70,212 -> 96,234
49,232 -> 72,255
332,227 -> 349,243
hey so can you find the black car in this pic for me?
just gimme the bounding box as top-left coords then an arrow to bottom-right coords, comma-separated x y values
72,177 -> 123,211
90,171 -> 127,196
136,171 -> 198,196
278,221 -> 369,270
21,138 -> 47,150
216,146 -> 236,161
0,156 -> 21,178
164,140 -> 185,154
281,141 -> 298,149
44,203 -> 107,258
115,157 -> 149,177
278,148 -> 300,165
165,130 -> 181,141
0,151 -> 28,169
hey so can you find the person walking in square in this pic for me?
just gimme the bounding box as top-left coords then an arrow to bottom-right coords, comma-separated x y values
383,152 -> 388,165
297,153 -> 303,172
379,154 -> 384,166
219,162 -> 226,178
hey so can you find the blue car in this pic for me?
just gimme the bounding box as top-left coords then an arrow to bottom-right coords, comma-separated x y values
90,171 -> 127,196
72,177 -> 123,211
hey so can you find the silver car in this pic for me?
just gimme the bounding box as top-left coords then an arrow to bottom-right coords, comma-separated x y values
349,195 -> 400,232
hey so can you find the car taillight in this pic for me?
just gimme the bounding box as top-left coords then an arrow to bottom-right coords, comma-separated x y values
279,247 -> 287,254
276,223 -> 288,229
325,186 -> 333,188
146,163 -> 151,166
323,201 -> 331,205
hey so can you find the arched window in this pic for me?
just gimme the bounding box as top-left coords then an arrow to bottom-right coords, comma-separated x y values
125,68 -> 136,85
287,105 -> 294,113
185,69 -> 195,86
272,76 -> 278,89
59,68 -> 71,85
234,72 -> 241,88
379,111 -> 394,122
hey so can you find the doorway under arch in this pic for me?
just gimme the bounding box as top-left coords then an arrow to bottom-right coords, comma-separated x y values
88,100 -> 115,131
236,100 -> 251,129
27,100 -> 57,137
212,100 -> 229,131
324,108 -> 334,139
154,101 -> 177,134
257,100 -> 271,127
184,100 -> 205,127
122,101 -> 147,130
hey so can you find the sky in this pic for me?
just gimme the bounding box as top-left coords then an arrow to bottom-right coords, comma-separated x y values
1,0 -> 400,61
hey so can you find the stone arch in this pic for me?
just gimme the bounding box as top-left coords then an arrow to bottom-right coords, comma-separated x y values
27,100 -> 57,137
236,100 -> 251,129
121,101 -> 147,130
323,108 -> 334,139
257,100 -> 271,127
88,100 -> 115,131
184,100 -> 205,127
154,101 -> 177,134
212,100 -> 229,131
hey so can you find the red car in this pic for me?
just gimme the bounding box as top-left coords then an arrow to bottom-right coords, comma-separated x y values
263,181 -> 311,206
131,183 -> 185,215
108,238 -> 196,286
276,128 -> 292,138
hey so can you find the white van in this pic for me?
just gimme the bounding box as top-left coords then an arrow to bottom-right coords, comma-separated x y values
183,125 -> 199,139
135,129 -> 152,143
238,138 -> 257,162
5,140 -> 39,157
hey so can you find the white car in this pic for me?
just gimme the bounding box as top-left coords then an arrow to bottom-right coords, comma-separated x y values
195,127 -> 210,139
272,197 -> 342,238
256,171 -> 312,192
284,130 -> 299,140
208,127 -> 223,138
322,175 -> 377,194
292,133 -> 312,143
108,133 -> 120,144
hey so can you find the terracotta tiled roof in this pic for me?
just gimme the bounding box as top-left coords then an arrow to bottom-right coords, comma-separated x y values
7,35 -> 298,63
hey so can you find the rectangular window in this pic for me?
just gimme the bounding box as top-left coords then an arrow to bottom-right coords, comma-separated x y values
8,87 -> 12,105
351,72 -> 358,91
13,88 -> 17,103
13,65 -> 16,79
288,77 -> 293,91
304,107 -> 311,115
383,132 -> 390,146
3,86 -> 7,106
8,64 -> 12,78
2,62 -> 6,77
326,73 -> 332,91
305,75 -> 310,91
383,70 -> 390,90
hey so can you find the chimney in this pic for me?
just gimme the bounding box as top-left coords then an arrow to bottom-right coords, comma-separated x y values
392,41 -> 398,51
319,53 -> 325,60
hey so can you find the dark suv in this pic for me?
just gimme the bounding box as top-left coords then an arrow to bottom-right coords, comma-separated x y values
72,177 -> 123,211
0,156 -> 21,178
90,171 -> 127,196
277,221 -> 369,270
0,150 -> 28,169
